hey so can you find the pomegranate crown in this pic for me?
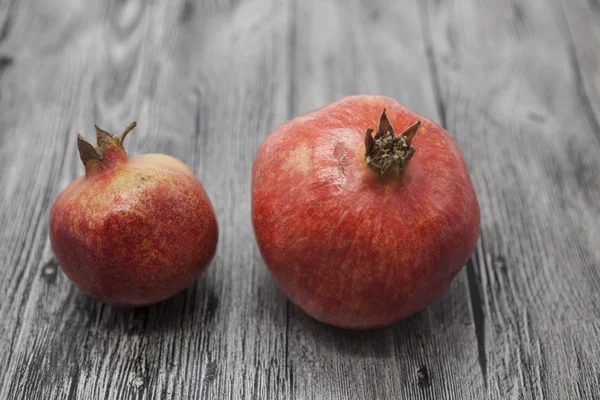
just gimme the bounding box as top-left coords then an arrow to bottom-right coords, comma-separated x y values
364,109 -> 421,176
77,122 -> 136,177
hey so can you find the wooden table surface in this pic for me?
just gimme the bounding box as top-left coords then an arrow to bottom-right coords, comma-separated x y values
1,1 -> 599,399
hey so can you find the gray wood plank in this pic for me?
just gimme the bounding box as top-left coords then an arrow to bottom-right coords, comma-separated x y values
554,1 -> 600,395
561,0 -> 600,139
287,1 -> 486,399
423,0 -> 600,398
0,2 -> 111,392
0,0 -> 291,399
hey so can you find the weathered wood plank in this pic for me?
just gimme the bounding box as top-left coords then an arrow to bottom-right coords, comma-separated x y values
0,0 -> 291,399
423,0 -> 600,398
0,2 -> 110,392
560,0 -> 600,141
287,1 -> 486,399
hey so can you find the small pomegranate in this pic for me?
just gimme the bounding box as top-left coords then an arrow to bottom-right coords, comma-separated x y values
49,122 -> 218,307
252,95 -> 480,329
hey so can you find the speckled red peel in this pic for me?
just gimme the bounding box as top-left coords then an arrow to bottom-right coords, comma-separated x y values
49,122 -> 218,307
251,95 -> 480,329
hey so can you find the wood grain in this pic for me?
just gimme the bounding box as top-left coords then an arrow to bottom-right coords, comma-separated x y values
424,0 -> 600,398
560,0 -> 600,140
0,0 -> 599,399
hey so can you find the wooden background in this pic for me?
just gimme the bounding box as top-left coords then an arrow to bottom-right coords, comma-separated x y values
1,0 -> 599,399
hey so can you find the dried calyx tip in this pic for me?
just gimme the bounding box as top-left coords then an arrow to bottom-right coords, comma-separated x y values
364,109 -> 421,176
77,122 -> 137,175
77,133 -> 101,164
119,121 -> 137,144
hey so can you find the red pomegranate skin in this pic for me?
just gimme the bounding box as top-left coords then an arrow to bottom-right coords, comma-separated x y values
252,95 -> 480,329
49,124 -> 218,307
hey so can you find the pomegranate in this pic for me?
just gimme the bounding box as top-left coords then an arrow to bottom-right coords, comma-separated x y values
49,122 -> 218,307
251,95 -> 480,329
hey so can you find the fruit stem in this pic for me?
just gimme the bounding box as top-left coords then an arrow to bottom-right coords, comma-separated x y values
77,122 -> 137,177
364,110 -> 421,176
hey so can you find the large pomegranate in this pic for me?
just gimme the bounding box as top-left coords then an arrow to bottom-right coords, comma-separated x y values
252,96 -> 480,329
49,122 -> 218,307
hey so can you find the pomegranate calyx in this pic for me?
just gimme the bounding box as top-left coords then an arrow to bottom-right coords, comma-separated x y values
364,109 -> 420,176
77,122 -> 136,177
